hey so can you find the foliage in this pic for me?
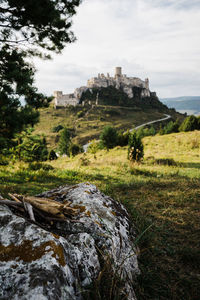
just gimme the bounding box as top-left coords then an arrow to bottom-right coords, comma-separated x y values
77,110 -> 85,118
28,162 -> 54,171
128,132 -> 144,162
0,0 -> 81,147
0,155 -> 9,165
52,125 -> 64,133
87,140 -> 100,154
0,0 -> 81,52
69,143 -> 83,156
48,149 -> 57,160
100,126 -> 118,150
14,131 -> 48,162
162,120 -> 180,135
117,130 -> 130,146
179,115 -> 199,132
136,125 -> 156,139
0,131 -> 200,299
58,128 -> 71,155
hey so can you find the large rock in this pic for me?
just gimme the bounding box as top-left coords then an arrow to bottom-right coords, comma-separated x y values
0,183 -> 140,300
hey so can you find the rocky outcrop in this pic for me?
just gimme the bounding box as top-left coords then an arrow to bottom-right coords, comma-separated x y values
0,183 -> 140,300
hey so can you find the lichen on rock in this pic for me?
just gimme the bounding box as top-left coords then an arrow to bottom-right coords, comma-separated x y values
0,183 -> 140,299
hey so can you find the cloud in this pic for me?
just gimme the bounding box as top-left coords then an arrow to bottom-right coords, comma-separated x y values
34,0 -> 200,97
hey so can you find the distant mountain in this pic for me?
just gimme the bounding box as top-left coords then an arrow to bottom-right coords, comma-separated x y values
160,96 -> 200,115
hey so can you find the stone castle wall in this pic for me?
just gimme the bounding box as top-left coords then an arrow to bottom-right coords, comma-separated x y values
54,67 -> 151,107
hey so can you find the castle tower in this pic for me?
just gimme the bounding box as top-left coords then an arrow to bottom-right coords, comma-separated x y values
53,91 -> 63,98
145,78 -> 149,90
115,67 -> 122,77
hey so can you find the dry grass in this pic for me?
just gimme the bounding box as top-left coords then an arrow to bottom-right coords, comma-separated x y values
34,105 -> 168,149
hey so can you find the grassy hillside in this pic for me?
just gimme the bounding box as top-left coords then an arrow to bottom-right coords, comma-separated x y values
0,130 -> 199,299
34,103 -> 183,149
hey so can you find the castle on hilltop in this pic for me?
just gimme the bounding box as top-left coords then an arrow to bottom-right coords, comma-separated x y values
54,67 -> 152,107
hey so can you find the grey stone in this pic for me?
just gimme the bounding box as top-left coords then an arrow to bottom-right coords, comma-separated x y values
0,183 -> 139,299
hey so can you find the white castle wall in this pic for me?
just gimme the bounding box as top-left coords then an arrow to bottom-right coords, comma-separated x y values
54,91 -> 79,107
54,67 -> 151,107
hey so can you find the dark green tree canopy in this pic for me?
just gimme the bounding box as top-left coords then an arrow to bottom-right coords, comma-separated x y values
100,126 -> 118,150
0,0 -> 81,52
0,0 -> 81,151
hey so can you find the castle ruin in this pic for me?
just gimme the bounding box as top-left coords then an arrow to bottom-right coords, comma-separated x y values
54,67 -> 151,108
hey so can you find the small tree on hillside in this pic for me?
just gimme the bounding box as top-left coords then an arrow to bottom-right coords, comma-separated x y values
15,131 -> 48,162
128,132 -> 144,162
179,115 -> 199,132
58,128 -> 71,156
100,126 -> 118,150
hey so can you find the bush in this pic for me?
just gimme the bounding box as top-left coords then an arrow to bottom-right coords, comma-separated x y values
52,125 -> 64,133
179,115 -> 199,132
87,140 -> 100,154
163,120 -> 180,134
58,128 -> 71,156
128,132 -> 144,162
116,130 -> 130,147
77,110 -> 85,118
100,126 -> 118,150
28,162 -> 54,171
137,126 -> 156,139
48,149 -> 57,160
0,155 -> 9,165
14,132 -> 48,162
69,143 -> 83,156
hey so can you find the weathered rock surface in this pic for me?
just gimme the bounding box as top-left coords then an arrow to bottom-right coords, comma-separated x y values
0,183 -> 140,299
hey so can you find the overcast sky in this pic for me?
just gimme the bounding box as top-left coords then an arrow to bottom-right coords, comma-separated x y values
34,0 -> 200,98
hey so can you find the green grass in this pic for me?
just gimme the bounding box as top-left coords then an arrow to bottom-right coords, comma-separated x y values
34,104 -> 182,149
0,130 -> 199,299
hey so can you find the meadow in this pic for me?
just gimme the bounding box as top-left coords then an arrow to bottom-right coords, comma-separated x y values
0,130 -> 199,299
33,104 -> 181,148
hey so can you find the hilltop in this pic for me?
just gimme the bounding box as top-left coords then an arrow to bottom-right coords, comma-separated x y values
34,96 -> 183,149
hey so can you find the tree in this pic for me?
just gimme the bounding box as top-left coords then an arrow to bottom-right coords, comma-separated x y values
48,149 -> 57,160
58,128 -> 71,155
128,132 -> 144,162
69,143 -> 83,156
163,120 -> 180,134
0,0 -> 81,149
179,115 -> 199,132
14,131 -> 48,162
100,126 -> 118,150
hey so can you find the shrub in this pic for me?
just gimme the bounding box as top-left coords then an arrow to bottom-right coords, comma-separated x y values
117,130 -> 130,147
137,126 -> 156,139
77,110 -> 85,118
100,126 -> 118,150
58,128 -> 71,156
14,132 -> 48,162
179,115 -> 199,132
69,143 -> 83,156
52,125 -> 64,133
87,140 -> 100,154
163,120 -> 180,134
0,155 -> 9,165
28,162 -> 54,171
104,109 -> 121,116
128,132 -> 144,162
79,155 -> 90,166
48,149 -> 57,160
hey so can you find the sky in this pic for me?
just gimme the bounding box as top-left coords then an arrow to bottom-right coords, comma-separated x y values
34,0 -> 200,99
